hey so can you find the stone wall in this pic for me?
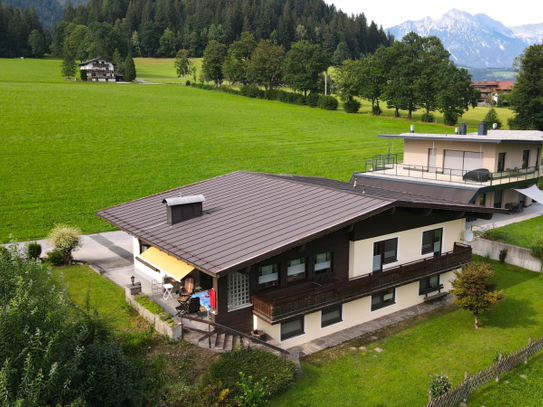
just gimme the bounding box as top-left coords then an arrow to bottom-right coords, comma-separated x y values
124,287 -> 182,340
468,237 -> 542,272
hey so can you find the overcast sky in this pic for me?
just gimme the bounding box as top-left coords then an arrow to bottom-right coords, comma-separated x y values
324,1 -> 543,29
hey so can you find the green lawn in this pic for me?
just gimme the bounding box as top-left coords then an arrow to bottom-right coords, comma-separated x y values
270,258 -> 543,406
53,264 -> 141,331
481,216 -> 543,249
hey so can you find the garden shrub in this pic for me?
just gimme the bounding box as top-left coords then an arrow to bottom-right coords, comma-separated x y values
421,113 -> 435,122
235,372 -> 269,407
307,93 -> 320,107
81,340 -> 144,407
240,85 -> 263,98
499,248 -> 508,264
185,80 -> 191,86
47,224 -> 81,265
428,374 -> 451,398
26,241 -> 42,260
343,99 -> 361,113
318,95 -> 338,110
46,248 -> 68,266
135,295 -> 164,315
206,348 -> 296,396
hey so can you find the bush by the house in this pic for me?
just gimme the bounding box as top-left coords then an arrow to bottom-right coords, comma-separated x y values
26,241 -> 42,260
319,95 -> 338,110
235,372 -> 269,407
47,224 -> 81,265
240,85 -> 263,98
206,348 -> 296,397
343,99 -> 361,113
46,247 -> 69,266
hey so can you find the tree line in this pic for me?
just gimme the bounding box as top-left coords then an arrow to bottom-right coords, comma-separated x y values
0,2 -> 50,57
195,31 -> 480,125
58,0 -> 392,60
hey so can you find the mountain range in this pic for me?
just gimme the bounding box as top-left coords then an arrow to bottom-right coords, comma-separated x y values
387,9 -> 543,69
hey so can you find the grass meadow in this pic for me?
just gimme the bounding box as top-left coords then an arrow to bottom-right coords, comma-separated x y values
1,57 -> 513,242
271,258 -> 543,406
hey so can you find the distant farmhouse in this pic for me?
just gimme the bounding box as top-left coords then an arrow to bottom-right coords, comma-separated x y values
79,57 -> 124,82
470,80 -> 514,105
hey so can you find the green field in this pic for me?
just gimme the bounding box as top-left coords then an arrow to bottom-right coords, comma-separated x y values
480,216 -> 543,250
271,259 -> 543,406
0,57 -> 514,242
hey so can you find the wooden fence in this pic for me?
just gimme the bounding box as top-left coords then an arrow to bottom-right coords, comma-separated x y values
425,335 -> 543,407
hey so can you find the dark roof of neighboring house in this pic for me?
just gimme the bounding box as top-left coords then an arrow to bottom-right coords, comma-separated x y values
97,171 -> 500,276
79,57 -> 109,66
273,174 -> 481,206
379,129 -> 543,144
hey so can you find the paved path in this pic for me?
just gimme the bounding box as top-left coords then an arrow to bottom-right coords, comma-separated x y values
468,202 -> 543,229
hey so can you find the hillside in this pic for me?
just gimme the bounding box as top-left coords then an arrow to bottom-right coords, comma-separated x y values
1,0 -> 88,28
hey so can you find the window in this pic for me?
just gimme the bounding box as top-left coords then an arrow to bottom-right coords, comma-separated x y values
522,150 -> 530,169
281,317 -> 304,341
258,264 -> 279,290
537,148 -> 541,168
372,238 -> 398,272
321,304 -> 342,328
422,228 -> 442,256
371,288 -> 396,311
494,190 -> 503,209
314,252 -> 332,275
497,152 -> 506,172
287,258 -> 306,283
419,275 -> 440,295
227,271 -> 250,311
139,239 -> 151,254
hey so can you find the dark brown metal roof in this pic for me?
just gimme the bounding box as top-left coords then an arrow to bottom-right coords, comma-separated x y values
271,173 -> 497,211
97,171 -> 394,276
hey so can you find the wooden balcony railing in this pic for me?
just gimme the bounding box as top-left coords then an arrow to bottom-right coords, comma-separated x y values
253,242 -> 471,323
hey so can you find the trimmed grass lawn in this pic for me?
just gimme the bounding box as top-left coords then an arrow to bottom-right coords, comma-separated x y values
53,264 -> 141,331
481,215 -> 543,249
270,258 -> 543,406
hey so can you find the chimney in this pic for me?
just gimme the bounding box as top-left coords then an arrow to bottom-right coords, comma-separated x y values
454,127 -> 459,135
478,122 -> 488,136
410,125 -> 415,133
459,123 -> 467,135
493,123 -> 498,130
163,195 -> 205,225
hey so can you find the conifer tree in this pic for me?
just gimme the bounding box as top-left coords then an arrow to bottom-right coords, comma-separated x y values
124,53 -> 136,81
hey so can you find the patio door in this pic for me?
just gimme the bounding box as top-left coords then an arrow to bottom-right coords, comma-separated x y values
428,148 -> 437,172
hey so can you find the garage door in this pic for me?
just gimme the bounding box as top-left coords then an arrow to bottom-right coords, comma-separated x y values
443,150 -> 484,175
443,150 -> 464,176
463,152 -> 484,171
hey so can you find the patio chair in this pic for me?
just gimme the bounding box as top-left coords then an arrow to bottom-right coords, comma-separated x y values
151,279 -> 162,295
176,277 -> 195,315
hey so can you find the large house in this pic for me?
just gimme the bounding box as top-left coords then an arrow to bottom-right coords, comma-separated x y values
97,171 -> 501,348
471,81 -> 514,104
79,57 -> 123,82
354,125 -> 543,213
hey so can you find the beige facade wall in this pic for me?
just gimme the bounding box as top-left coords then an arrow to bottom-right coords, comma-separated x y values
132,237 -> 164,281
348,218 -> 465,278
255,270 -> 457,349
403,139 -> 542,172
404,139 -> 497,170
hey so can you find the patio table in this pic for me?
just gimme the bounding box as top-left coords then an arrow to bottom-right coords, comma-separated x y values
163,283 -> 174,300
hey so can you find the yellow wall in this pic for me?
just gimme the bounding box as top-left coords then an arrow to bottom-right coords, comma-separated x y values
255,270 -> 457,349
348,219 -> 465,278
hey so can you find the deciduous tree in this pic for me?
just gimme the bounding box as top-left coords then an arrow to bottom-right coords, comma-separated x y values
174,49 -> 195,83
28,29 -> 46,57
284,40 -> 329,97
247,39 -> 285,90
450,262 -> 505,329
223,31 -> 257,85
202,40 -> 228,86
508,44 -> 543,130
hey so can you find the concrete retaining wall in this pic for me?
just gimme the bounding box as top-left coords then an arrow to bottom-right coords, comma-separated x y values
124,287 -> 182,340
468,238 -> 542,272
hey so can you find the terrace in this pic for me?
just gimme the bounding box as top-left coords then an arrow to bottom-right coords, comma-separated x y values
356,153 -> 542,187
253,242 -> 471,324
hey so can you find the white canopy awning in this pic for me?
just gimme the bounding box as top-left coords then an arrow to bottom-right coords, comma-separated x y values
514,185 -> 543,203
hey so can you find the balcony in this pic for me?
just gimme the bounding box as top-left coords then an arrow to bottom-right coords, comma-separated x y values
253,243 -> 471,324
360,154 -> 541,187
